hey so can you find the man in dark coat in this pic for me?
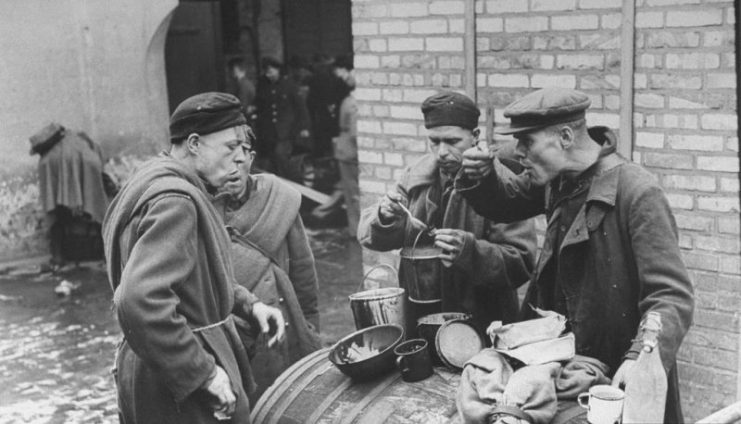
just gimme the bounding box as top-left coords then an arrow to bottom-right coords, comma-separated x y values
456,87 -> 695,423
306,54 -> 346,158
254,56 -> 310,178
103,92 -> 285,424
358,91 -> 537,334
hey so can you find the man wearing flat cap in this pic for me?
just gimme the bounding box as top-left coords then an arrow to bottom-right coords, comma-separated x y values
358,91 -> 536,334
103,92 -> 285,424
457,87 -> 694,422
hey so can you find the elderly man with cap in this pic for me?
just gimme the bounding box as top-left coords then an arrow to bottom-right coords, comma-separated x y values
358,91 -> 536,334
456,87 -> 694,422
103,92 -> 285,424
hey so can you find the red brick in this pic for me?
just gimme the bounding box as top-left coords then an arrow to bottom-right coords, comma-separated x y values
693,309 -> 739,332
643,152 -> 693,169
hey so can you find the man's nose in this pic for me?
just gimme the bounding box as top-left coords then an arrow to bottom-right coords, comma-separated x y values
514,143 -> 526,160
234,146 -> 247,163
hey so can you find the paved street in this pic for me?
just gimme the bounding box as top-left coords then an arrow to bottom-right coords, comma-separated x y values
0,228 -> 362,423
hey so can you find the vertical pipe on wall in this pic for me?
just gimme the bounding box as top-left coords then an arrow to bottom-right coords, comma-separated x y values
619,0 -> 636,159
464,0 -> 476,102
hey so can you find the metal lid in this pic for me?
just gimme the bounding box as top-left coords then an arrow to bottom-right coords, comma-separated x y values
435,320 -> 485,370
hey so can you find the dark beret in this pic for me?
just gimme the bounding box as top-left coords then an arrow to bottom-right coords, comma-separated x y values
421,91 -> 480,130
169,92 -> 247,142
261,56 -> 283,70
495,88 -> 591,135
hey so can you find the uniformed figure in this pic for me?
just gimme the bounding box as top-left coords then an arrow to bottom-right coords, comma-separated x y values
457,87 -> 695,423
103,92 -> 285,424
254,56 -> 310,178
358,91 -> 537,334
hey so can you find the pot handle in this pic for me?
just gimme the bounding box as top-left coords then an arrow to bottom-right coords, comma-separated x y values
411,229 -> 425,259
359,263 -> 399,291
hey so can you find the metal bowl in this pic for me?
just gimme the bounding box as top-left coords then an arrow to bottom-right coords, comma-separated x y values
328,324 -> 405,381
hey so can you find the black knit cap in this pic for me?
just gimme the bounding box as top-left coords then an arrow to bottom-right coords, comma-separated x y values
421,91 -> 480,130
169,92 -> 247,142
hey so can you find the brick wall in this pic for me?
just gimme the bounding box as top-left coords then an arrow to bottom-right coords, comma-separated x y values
352,0 -> 739,420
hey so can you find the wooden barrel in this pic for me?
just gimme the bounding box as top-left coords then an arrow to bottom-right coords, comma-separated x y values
251,348 -> 463,424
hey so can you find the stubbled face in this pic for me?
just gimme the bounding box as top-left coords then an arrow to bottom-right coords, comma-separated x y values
427,126 -> 476,175
222,142 -> 255,196
265,66 -> 280,83
194,126 -> 249,189
514,128 -> 565,186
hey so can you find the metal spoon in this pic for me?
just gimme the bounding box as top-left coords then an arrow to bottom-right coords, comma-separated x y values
395,201 -> 431,233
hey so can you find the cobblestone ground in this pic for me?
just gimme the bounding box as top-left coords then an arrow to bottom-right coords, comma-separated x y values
0,228 -> 362,424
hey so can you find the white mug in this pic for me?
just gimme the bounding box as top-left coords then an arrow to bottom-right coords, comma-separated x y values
577,385 -> 624,424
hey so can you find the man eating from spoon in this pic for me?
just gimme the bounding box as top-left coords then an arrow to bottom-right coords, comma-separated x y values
357,91 -> 537,333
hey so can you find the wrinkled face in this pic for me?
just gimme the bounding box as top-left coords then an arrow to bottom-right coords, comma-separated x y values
427,126 -> 476,175
513,128 -> 565,186
222,141 -> 256,196
265,65 -> 280,83
193,126 -> 250,189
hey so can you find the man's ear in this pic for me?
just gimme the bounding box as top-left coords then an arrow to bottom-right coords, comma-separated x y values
185,133 -> 200,155
559,126 -> 575,149
472,128 -> 481,139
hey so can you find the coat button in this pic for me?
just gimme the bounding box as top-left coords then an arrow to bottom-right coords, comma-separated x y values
279,297 -> 285,303
285,322 -> 290,327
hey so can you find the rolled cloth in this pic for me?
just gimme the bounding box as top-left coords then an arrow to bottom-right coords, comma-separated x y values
421,91 -> 480,130
169,92 -> 247,141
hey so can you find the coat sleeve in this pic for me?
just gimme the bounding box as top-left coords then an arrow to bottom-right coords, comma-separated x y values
357,185 -> 410,251
291,82 -> 311,133
454,218 -> 537,291
287,215 -> 320,330
455,157 -> 546,222
113,194 -> 215,402
624,184 -> 694,371
232,283 -> 260,318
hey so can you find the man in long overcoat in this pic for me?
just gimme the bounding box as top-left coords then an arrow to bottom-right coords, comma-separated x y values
457,87 -> 694,423
254,56 -> 310,177
103,92 -> 285,424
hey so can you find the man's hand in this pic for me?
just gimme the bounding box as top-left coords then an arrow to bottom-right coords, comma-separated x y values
203,365 -> 236,419
611,359 -> 636,389
378,192 -> 405,223
251,302 -> 286,348
433,228 -> 470,268
461,146 -> 495,181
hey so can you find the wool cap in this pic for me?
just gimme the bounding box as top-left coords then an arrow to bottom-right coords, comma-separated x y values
169,92 -> 247,142
421,91 -> 480,130
494,88 -> 591,135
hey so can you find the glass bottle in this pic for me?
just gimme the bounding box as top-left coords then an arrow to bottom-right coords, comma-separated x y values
623,311 -> 667,423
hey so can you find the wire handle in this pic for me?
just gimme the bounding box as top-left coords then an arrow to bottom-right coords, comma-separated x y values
359,263 -> 399,292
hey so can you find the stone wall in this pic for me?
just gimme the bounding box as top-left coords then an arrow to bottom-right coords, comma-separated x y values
0,0 -> 177,261
351,0 -> 739,420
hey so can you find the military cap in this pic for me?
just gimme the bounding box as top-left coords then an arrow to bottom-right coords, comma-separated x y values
421,91 -> 480,130
169,92 -> 247,142
494,88 -> 591,135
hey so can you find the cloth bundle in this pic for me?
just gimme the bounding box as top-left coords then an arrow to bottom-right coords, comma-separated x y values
457,309 -> 610,424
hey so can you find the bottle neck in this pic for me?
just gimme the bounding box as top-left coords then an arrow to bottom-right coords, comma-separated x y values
641,312 -> 662,352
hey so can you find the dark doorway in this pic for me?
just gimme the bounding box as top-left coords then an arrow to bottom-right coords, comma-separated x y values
164,2 -> 225,113
282,0 -> 352,63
